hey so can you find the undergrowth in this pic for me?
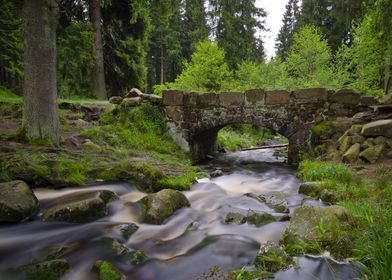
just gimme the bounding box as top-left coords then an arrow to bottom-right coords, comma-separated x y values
298,160 -> 392,279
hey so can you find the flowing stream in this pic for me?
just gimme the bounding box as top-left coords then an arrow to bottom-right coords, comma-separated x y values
0,148 -> 358,279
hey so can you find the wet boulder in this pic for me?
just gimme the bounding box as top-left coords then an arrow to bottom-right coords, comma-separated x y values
280,205 -> 355,259
139,189 -> 190,224
11,259 -> 70,280
247,210 -> 275,227
41,190 -> 118,223
0,180 -> 39,222
225,212 -> 247,225
93,260 -> 125,280
361,119 -> 392,138
258,192 -> 289,213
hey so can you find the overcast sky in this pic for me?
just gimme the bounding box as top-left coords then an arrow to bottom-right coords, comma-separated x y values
256,0 -> 289,58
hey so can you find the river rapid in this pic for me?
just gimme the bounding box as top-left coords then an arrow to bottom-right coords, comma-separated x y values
0,148 -> 358,279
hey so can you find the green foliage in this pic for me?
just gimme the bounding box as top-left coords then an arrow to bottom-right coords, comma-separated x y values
99,261 -> 124,280
102,1 -> 151,95
0,1 -> 23,92
275,0 -> 300,60
171,40 -> 232,91
228,59 -> 287,91
209,0 -> 267,69
297,158 -> 392,278
217,125 -> 281,151
285,25 -> 335,88
0,86 -> 21,102
54,159 -> 87,185
57,21 -> 94,98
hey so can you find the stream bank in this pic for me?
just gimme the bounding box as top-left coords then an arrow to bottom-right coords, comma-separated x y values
0,148 -> 361,279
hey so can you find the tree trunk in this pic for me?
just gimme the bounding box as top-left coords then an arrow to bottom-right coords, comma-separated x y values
23,0 -> 60,145
90,0 -> 107,99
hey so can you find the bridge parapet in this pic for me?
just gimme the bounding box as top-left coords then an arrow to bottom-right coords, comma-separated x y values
162,88 -> 378,163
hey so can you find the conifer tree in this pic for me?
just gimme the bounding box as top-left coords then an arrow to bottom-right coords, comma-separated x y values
182,0 -> 210,61
275,0 -> 300,60
209,0 -> 267,69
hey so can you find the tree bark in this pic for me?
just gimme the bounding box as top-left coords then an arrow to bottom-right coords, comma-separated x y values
23,0 -> 60,145
90,0 -> 107,99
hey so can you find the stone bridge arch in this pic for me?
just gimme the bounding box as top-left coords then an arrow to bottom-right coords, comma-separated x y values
162,88 -> 376,164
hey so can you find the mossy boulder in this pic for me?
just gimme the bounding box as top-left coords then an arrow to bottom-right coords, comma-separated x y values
338,135 -> 352,152
0,180 -> 39,222
359,144 -> 385,163
94,261 -> 125,280
299,181 -> 324,197
361,119 -> 392,138
14,259 -> 70,280
225,212 -> 247,225
139,189 -> 190,224
254,242 -> 293,273
258,192 -> 289,213
42,190 -> 118,223
342,143 -> 361,163
247,210 -> 275,227
280,206 -> 355,259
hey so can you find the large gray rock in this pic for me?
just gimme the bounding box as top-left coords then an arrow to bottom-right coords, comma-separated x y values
359,144 -> 385,163
140,189 -> 190,224
42,190 -> 118,223
280,206 -> 353,258
343,143 -> 361,163
258,192 -> 289,213
361,119 -> 392,138
0,180 -> 39,222
299,181 -> 323,197
247,210 -> 275,227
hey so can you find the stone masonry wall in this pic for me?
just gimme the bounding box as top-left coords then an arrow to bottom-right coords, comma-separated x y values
162,88 -> 377,164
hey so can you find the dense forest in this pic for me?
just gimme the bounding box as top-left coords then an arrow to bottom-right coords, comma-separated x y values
1,0 -> 391,99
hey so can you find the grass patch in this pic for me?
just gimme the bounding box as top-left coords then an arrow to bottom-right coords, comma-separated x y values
0,86 -> 22,103
298,160 -> 352,184
297,158 -> 392,279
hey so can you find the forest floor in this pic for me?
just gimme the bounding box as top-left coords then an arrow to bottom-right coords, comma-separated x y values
0,95 -> 200,191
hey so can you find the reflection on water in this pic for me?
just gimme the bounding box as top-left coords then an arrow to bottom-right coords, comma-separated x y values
0,148 -> 358,279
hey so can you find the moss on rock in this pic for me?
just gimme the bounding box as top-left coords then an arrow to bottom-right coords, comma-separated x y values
280,205 -> 356,259
42,190 -> 118,223
0,180 -> 39,222
140,189 -> 190,224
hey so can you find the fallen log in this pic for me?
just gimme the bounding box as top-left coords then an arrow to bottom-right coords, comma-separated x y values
240,143 -> 288,151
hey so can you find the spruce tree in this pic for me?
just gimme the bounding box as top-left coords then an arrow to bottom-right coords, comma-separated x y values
182,0 -> 210,61
275,0 -> 300,60
209,0 -> 267,69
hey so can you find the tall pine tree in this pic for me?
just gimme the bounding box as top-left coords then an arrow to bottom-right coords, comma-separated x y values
209,0 -> 267,69
275,0 -> 300,60
182,0 -> 210,61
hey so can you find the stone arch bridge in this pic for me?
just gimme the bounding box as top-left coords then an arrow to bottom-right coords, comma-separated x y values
162,88 -> 376,164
